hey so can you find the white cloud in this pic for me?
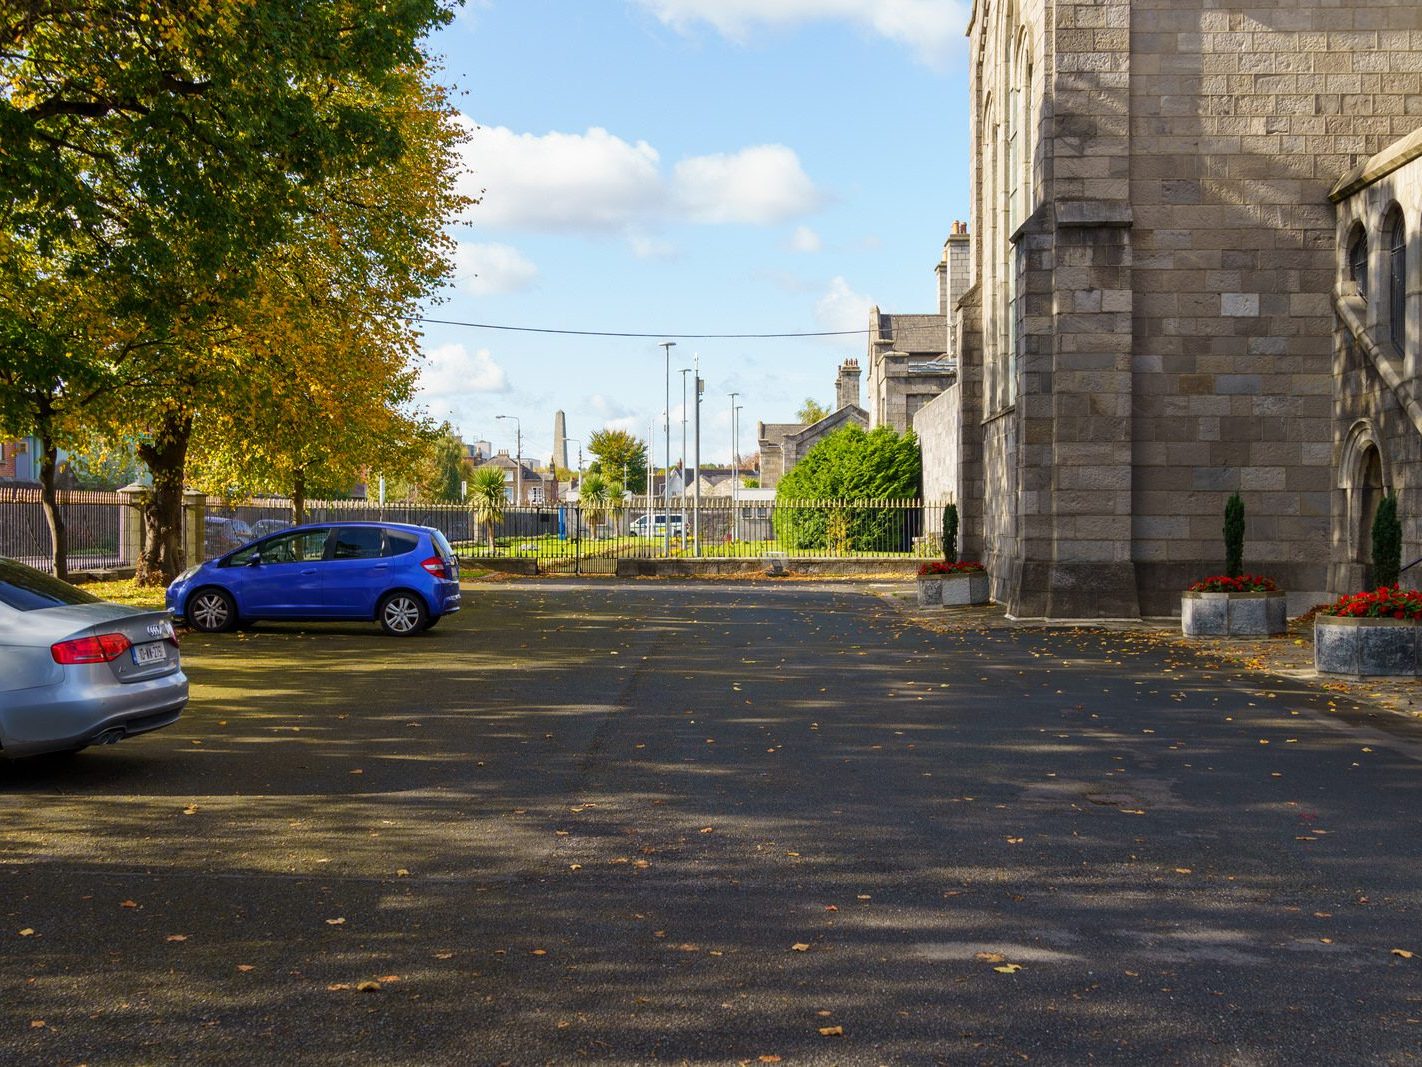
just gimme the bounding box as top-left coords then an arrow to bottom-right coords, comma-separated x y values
633,0 -> 967,68
460,120 -> 823,233
590,394 -> 635,420
602,416 -> 640,436
628,234 -> 677,260
453,242 -> 539,296
788,225 -> 823,253
814,276 -> 874,334
672,145 -> 822,225
461,123 -> 664,231
418,343 -> 510,397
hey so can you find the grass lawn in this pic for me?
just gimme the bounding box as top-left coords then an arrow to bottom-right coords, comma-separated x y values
71,577 -> 168,611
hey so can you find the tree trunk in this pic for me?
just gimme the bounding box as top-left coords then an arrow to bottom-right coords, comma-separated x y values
292,466 -> 306,525
37,431 -> 68,582
135,413 -> 193,586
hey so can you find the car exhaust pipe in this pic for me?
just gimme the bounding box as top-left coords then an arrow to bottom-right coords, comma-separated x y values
94,728 -> 126,746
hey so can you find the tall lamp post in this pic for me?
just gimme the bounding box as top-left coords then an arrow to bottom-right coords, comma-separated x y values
659,341 -> 675,555
679,367 -> 691,541
728,392 -> 739,545
564,436 -> 583,547
693,356 -> 703,556
734,403 -> 744,543
495,414 -> 521,504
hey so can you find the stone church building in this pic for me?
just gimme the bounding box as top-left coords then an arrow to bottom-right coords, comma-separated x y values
918,0 -> 1422,618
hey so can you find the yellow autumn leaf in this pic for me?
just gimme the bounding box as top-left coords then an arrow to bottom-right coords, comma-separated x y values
818,1025 -> 844,1037
994,963 -> 1022,973
791,942 -> 811,952
1392,948 -> 1415,959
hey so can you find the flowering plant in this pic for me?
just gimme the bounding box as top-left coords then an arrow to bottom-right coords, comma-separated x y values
1189,574 -> 1278,593
1321,586 -> 1422,620
918,560 -> 986,576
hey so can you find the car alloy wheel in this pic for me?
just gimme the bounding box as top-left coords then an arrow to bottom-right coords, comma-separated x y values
379,592 -> 427,636
188,589 -> 236,633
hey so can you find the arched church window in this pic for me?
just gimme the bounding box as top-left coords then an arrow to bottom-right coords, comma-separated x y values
1349,225 -> 1369,300
1386,208 -> 1406,356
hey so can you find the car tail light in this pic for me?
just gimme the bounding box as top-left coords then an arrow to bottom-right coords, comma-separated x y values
420,556 -> 449,579
52,632 -> 133,664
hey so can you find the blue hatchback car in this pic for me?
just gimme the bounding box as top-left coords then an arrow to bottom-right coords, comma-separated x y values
167,522 -> 461,636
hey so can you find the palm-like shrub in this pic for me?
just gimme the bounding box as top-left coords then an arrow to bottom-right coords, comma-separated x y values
469,468 -> 508,549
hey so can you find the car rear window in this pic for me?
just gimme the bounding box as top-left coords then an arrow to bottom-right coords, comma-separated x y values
0,559 -> 102,611
333,527 -> 385,560
384,530 -> 420,557
431,530 -> 455,560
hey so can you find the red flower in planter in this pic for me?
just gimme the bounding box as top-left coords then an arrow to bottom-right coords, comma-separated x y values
1322,586 -> 1422,621
1188,574 -> 1279,593
917,561 -> 986,577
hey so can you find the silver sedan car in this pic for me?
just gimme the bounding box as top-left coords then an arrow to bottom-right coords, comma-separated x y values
0,559 -> 187,758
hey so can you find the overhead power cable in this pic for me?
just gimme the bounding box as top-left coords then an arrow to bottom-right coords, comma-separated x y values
411,316 -> 869,339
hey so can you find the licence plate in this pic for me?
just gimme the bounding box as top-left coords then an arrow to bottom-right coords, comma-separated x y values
132,642 -> 167,666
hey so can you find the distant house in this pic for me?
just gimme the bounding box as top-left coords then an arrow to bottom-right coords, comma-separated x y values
758,360 -> 870,490
0,436 -> 73,487
474,450 -> 558,506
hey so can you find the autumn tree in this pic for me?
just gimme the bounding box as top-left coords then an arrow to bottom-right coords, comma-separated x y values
797,398 -> 831,424
586,429 -> 648,494
1,0 -> 461,582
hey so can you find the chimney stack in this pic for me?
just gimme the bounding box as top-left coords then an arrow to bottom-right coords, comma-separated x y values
835,359 -> 861,411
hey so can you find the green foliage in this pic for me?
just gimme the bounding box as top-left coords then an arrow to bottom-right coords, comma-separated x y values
943,503 -> 959,564
469,467 -> 508,549
1372,493 -> 1402,588
579,471 -> 611,529
773,425 -> 922,551
587,429 -> 648,493
796,398 -> 831,424
423,424 -> 466,503
1224,492 -> 1245,578
66,435 -> 144,490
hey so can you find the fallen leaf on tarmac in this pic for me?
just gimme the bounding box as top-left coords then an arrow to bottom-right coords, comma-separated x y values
700,827 -> 715,834
975,952 -> 1006,963
434,952 -> 454,960
18,929 -> 34,937
824,905 -> 838,912
1393,949 -> 1416,959
1174,868 -> 1193,875
325,918 -> 346,926
816,1010 -> 833,1017
237,964 -> 255,972
994,964 -> 1022,973
791,943 -> 811,952
1006,837 -> 1024,844
633,859 -> 650,869
327,983 -> 352,991
818,1025 -> 844,1037
569,864 -> 583,871
378,975 -> 401,982
531,949 -> 547,956
357,981 -> 382,992
758,1057 -> 782,1063
182,805 -> 198,816
30,1020 -> 44,1029
120,900 -> 139,909
165,934 -> 188,942
396,869 -> 410,877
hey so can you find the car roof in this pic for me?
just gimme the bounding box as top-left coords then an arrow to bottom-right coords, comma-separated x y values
278,521 -> 432,533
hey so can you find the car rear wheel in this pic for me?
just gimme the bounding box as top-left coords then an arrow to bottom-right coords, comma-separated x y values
188,588 -> 237,633
378,592 -> 427,636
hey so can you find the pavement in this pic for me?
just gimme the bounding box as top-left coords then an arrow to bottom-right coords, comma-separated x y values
3,581 -> 1421,1066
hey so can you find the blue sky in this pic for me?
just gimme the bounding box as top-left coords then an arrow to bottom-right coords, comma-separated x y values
416,0 -> 972,467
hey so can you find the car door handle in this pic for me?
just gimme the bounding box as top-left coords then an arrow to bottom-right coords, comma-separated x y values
300,568 -> 318,575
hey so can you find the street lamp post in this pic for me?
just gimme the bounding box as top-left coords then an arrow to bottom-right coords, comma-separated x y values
734,403 -> 744,543
495,414 -> 521,504
728,392 -> 739,545
679,367 -> 691,542
693,356 -> 702,556
660,341 -> 675,555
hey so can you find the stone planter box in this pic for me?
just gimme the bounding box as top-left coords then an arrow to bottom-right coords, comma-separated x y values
941,571 -> 990,606
916,571 -> 991,607
1315,616 -> 1422,676
1181,590 -> 1286,637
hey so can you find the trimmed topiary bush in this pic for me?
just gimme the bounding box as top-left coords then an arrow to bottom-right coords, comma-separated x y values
943,503 -> 959,564
1224,492 -> 1245,579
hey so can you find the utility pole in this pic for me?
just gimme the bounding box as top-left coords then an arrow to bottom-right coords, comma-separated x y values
734,403 -> 744,543
679,367 -> 690,543
660,341 -> 675,556
693,355 -> 702,556
729,392 -> 739,545
496,414 -> 521,504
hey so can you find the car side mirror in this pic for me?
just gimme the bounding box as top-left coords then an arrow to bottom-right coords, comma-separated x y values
247,556 -> 263,566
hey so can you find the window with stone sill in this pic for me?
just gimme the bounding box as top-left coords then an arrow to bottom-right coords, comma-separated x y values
1348,225 -> 1369,300
1385,207 -> 1406,357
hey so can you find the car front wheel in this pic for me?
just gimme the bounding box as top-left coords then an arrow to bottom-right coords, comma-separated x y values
378,592 -> 428,636
188,588 -> 237,633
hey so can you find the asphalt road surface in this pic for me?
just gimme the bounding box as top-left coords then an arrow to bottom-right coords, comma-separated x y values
3,582 -> 1421,1066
